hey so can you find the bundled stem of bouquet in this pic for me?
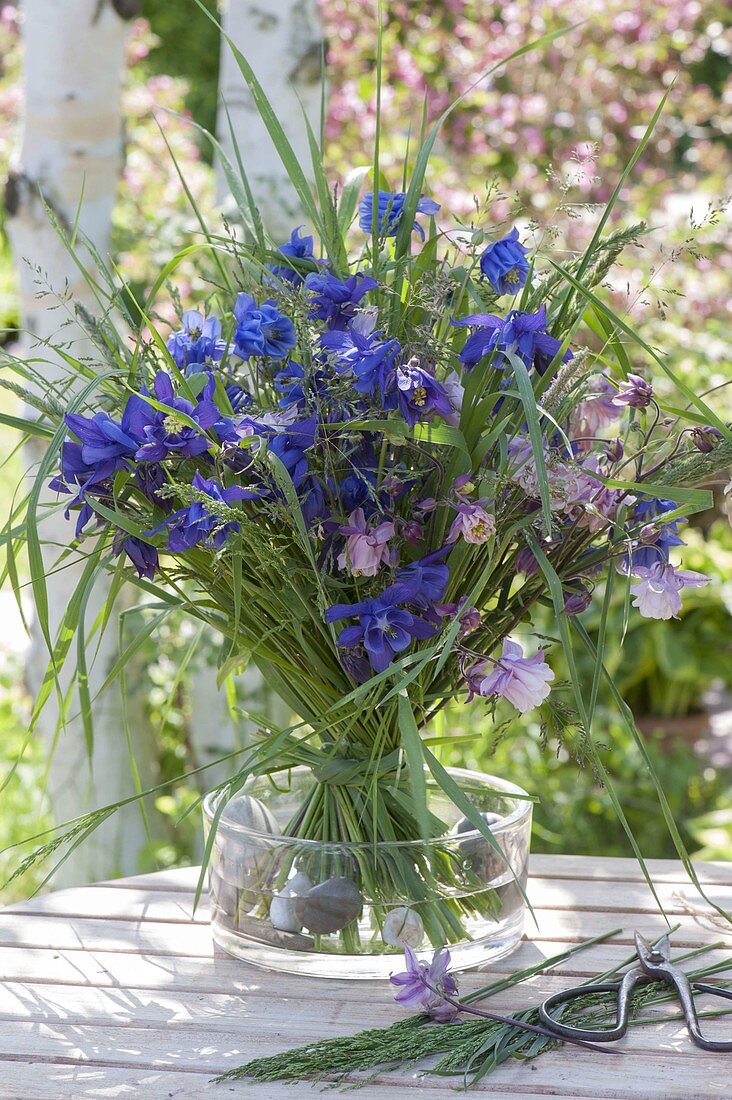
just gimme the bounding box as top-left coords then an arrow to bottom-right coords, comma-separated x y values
214,930 -> 732,1087
2,7 -> 730,958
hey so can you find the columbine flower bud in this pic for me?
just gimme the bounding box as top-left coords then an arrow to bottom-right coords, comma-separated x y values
381,474 -> 403,496
563,584 -> 592,615
612,373 -> 653,409
639,523 -> 659,544
403,520 -> 425,545
605,438 -> 624,463
690,425 -> 723,454
515,544 -> 540,576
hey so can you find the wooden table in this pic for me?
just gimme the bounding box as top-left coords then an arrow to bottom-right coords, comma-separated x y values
0,855 -> 730,1099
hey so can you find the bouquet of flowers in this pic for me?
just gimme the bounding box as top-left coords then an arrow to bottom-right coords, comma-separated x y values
6,27 -> 730,972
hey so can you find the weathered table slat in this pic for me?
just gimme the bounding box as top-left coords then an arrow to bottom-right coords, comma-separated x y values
0,856 -> 729,1099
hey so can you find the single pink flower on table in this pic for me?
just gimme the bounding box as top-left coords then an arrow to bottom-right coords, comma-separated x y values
337,507 -> 395,577
447,502 -> 495,544
630,562 -> 708,620
466,639 -> 554,714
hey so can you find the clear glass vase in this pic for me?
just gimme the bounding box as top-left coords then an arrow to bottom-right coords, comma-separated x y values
203,766 -> 531,979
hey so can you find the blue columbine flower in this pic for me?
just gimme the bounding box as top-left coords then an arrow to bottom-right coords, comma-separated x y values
224,383 -> 253,414
391,546 -> 451,617
321,322 -> 400,402
479,228 -> 530,296
325,585 -> 438,673
112,533 -> 159,580
63,409 -> 139,479
125,371 -> 237,462
394,360 -> 453,429
304,272 -> 378,330
49,440 -> 111,535
273,361 -> 331,410
267,226 -> 315,285
268,416 -> 317,489
166,310 -> 226,372
358,191 -> 440,240
149,471 -> 255,552
453,305 -> 571,374
232,292 -> 297,360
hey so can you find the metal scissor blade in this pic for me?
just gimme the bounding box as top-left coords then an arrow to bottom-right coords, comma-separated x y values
634,931 -> 671,964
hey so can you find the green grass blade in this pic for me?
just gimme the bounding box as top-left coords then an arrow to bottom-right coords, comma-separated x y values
396,691 -> 431,841
553,89 -> 671,331
573,619 -> 732,925
505,350 -> 552,533
525,532 -> 668,920
545,258 -> 732,439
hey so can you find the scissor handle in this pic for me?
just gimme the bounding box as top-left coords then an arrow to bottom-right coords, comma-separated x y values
539,970 -> 649,1043
683,980 -> 732,1053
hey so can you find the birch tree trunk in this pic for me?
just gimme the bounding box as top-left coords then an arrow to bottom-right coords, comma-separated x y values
187,0 -> 324,782
216,0 -> 325,239
5,0 -> 152,886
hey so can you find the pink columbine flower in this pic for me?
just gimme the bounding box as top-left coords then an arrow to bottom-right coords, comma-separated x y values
630,562 -> 708,620
447,502 -> 495,544
466,639 -> 554,714
337,508 -> 396,577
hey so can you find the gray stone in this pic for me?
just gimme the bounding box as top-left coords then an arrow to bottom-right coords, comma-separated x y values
295,876 -> 363,934
220,793 -> 279,833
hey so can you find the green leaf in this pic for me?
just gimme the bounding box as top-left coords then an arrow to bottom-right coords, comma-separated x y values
337,166 -> 370,233
573,619 -> 731,925
525,532 -> 668,919
396,692 -> 431,842
0,413 -> 54,439
505,350 -> 553,533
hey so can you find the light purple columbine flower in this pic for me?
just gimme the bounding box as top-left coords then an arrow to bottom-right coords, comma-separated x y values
630,562 -> 708,620
612,373 -> 653,409
465,639 -> 554,713
447,501 -> 495,545
337,507 -> 396,577
442,370 -> 464,427
390,946 -> 459,1022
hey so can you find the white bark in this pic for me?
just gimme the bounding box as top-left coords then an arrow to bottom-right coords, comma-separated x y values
203,0 -> 322,782
216,0 -> 325,239
6,0 -> 151,886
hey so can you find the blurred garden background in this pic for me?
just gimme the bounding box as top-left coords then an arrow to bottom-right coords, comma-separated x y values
0,0 -> 730,898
